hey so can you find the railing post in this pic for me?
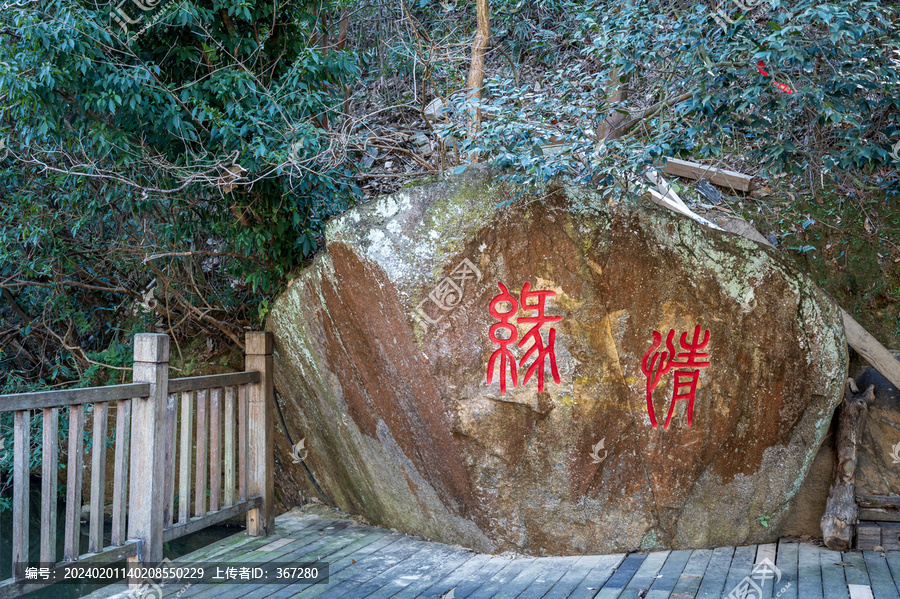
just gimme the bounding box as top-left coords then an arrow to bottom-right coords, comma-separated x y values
128,334 -> 169,572
245,331 -> 274,536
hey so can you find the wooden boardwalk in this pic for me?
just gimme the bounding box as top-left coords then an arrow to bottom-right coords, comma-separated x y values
87,508 -> 900,599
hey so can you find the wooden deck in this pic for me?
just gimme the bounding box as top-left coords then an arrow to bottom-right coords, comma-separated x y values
86,508 -> 900,599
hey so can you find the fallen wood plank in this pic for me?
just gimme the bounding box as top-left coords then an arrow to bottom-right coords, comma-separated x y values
662,157 -> 755,192
645,188 -> 723,230
639,169 -> 724,231
823,382 -> 874,551
842,312 -> 900,391
716,214 -> 773,247
857,495 -> 900,509
857,522 -> 882,551
878,522 -> 900,551
858,508 -> 900,522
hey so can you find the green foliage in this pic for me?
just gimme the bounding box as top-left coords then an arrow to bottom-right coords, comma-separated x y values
447,0 -> 899,197
0,0 -> 363,387
490,0 -> 583,63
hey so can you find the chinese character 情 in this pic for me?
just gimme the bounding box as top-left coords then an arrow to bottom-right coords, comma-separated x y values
641,325 -> 710,428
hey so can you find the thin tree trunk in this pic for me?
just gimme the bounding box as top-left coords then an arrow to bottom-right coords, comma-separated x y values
336,8 -> 348,50
598,67 -> 628,139
466,0 -> 490,129
821,381 -> 875,551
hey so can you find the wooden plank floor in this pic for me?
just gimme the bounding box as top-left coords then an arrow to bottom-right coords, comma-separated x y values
85,509 -> 900,599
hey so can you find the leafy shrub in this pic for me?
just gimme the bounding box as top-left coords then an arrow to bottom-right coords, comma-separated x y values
0,0 -> 363,388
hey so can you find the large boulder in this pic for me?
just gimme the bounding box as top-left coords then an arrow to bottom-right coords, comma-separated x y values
267,168 -> 847,554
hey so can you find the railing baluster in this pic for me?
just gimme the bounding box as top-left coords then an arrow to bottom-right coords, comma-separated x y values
246,331 -> 274,535
41,407 -> 58,565
64,404 -> 85,562
238,383 -> 248,502
209,387 -> 222,512
194,389 -> 208,517
178,391 -> 193,524
164,392 -> 177,528
111,398 -> 131,546
223,385 -> 235,508
13,409 -> 30,578
89,401 -> 109,553
128,333 -> 169,569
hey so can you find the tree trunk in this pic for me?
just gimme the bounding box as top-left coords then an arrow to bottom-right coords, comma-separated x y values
598,67 -> 628,139
821,381 -> 875,550
336,8 -> 348,50
466,0 -> 490,129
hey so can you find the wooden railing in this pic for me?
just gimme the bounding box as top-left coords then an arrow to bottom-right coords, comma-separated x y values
0,332 -> 274,597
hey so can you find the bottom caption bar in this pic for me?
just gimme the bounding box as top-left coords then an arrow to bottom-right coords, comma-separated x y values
23,562 -> 330,585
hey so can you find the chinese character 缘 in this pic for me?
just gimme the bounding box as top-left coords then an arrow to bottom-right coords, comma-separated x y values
486,281 -> 562,393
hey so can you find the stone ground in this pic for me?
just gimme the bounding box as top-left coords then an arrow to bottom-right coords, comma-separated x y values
83,507 -> 900,599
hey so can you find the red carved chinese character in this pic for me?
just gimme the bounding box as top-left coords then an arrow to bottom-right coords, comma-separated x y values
518,282 -> 562,393
486,282 -> 519,393
641,329 -> 675,428
641,325 -> 711,429
664,325 -> 710,429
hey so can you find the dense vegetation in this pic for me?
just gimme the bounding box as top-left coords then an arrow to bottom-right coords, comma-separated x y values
0,0 -> 897,398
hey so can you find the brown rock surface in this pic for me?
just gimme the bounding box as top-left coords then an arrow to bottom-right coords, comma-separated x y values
268,168 -> 847,554
855,351 -> 900,497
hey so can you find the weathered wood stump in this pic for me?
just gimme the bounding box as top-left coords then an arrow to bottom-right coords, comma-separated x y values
821,380 -> 875,551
